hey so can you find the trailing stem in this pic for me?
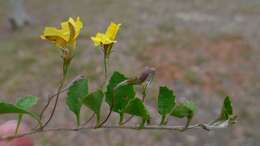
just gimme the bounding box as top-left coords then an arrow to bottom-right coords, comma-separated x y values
1,122 -> 230,141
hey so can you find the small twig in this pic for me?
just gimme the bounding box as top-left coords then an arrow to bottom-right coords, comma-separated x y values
97,82 -> 120,127
0,123 -> 229,141
97,106 -> 113,127
39,88 -> 67,120
41,75 -> 66,128
82,113 -> 95,126
39,75 -> 84,120
121,116 -> 134,125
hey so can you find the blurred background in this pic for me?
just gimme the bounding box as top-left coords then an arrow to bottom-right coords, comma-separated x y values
0,0 -> 259,146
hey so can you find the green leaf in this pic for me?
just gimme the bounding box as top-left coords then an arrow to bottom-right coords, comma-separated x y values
157,86 -> 176,124
0,101 -> 40,124
221,96 -> 233,119
15,96 -> 38,134
16,96 -> 38,110
210,96 -> 235,126
105,71 -> 135,113
203,98 -> 237,130
171,100 -> 197,118
123,98 -> 150,126
66,78 -> 88,126
0,102 -> 31,114
82,90 -> 104,125
171,100 -> 197,130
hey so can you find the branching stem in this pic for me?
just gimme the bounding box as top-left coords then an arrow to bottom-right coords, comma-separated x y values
39,74 -> 84,120
40,59 -> 70,129
82,113 -> 95,126
41,75 -> 66,129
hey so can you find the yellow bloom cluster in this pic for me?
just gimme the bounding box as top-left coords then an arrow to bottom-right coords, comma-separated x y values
41,17 -> 121,61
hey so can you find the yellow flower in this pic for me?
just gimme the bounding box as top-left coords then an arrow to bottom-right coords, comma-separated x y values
41,17 -> 83,49
91,22 -> 121,46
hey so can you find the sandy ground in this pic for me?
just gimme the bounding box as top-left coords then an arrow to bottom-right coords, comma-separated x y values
0,0 -> 259,146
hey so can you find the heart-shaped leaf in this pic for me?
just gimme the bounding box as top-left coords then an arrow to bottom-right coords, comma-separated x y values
210,96 -> 236,127
0,101 -> 40,124
15,96 -> 38,134
82,90 -> 104,125
157,86 -> 176,125
220,96 -> 233,120
171,100 -> 197,118
106,72 -> 135,113
123,98 -> 150,127
66,78 -> 88,126
0,102 -> 32,115
16,96 -> 38,110
171,100 -> 197,129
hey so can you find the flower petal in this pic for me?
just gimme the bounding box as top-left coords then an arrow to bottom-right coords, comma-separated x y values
60,22 -> 71,41
67,17 -> 83,43
91,33 -> 115,46
41,27 -> 68,48
105,22 -> 121,41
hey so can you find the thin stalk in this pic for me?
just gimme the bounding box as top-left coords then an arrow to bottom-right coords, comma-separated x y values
96,53 -> 111,127
97,87 -> 115,127
119,113 -> 124,125
41,61 -> 69,129
181,116 -> 193,131
76,114 -> 80,128
82,113 -> 95,126
96,114 -> 101,127
104,54 -> 108,80
41,76 -> 66,128
120,115 -> 133,125
15,114 -> 23,135
39,88 -> 66,120
160,115 -> 167,125
39,74 -> 84,120
97,105 -> 113,128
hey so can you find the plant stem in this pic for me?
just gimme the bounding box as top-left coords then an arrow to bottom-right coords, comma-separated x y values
97,87 -> 115,127
39,75 -> 84,120
160,115 -> 167,125
97,106 -> 113,127
96,54 -> 112,127
119,113 -> 124,125
39,89 -> 66,120
82,113 -> 95,126
104,54 -> 108,80
15,114 -> 23,135
41,61 -> 69,129
1,123 -> 225,141
41,76 -> 66,128
96,114 -> 100,127
181,116 -> 193,131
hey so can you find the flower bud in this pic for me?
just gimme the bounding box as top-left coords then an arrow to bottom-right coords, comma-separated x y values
138,67 -> 155,84
125,67 -> 155,86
